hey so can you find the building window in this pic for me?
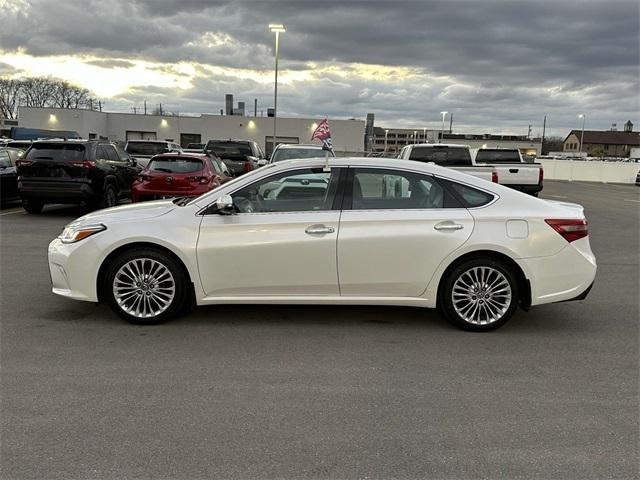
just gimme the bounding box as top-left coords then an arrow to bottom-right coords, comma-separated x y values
180,133 -> 201,148
126,130 -> 157,141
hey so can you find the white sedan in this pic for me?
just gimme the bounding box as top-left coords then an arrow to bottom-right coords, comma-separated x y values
48,158 -> 596,331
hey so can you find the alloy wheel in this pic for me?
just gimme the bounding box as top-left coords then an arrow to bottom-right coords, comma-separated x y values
112,258 -> 176,318
451,266 -> 512,325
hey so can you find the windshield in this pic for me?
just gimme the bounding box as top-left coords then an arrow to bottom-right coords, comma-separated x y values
271,148 -> 330,162
0,151 -> 11,168
408,146 -> 471,166
25,143 -> 85,162
475,150 -> 521,163
126,143 -> 168,156
147,157 -> 203,173
206,141 -> 251,159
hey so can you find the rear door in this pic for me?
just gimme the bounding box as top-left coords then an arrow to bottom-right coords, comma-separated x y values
337,167 -> 474,297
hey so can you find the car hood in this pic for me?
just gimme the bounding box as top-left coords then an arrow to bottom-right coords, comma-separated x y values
69,200 -> 176,226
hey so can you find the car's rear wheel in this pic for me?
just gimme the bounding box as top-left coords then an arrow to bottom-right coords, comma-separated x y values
440,257 -> 519,331
22,199 -> 44,214
99,184 -> 118,209
103,248 -> 188,325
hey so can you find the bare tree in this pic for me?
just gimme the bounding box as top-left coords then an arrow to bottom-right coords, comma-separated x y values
0,78 -> 22,119
51,80 -> 91,109
19,77 -> 57,108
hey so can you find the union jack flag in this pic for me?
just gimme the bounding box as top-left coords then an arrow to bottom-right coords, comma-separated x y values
311,118 -> 333,151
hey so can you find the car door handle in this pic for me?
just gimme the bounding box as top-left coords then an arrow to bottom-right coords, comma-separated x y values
434,222 -> 464,231
509,168 -> 519,173
305,224 -> 335,235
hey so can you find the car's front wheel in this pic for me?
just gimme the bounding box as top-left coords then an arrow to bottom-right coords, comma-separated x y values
22,199 -> 44,214
440,257 -> 519,331
103,248 -> 189,324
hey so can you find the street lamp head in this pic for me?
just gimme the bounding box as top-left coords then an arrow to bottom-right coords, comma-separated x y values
578,114 -> 585,118
269,23 -> 286,33
440,111 -> 448,115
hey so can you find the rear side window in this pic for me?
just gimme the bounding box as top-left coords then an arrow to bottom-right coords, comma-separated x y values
475,149 -> 521,163
409,146 -> 471,166
25,144 -> 86,162
147,157 -> 204,173
445,180 -> 495,208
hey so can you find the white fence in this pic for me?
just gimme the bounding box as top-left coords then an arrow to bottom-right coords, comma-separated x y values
539,159 -> 639,184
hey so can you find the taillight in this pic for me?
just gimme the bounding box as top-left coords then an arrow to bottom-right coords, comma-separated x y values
70,160 -> 97,168
243,162 -> 253,173
188,176 -> 210,184
545,219 -> 588,243
16,159 -> 32,167
491,170 -> 498,183
539,167 -> 544,184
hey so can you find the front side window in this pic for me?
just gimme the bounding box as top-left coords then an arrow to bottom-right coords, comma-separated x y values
231,168 -> 339,213
349,168 -> 453,210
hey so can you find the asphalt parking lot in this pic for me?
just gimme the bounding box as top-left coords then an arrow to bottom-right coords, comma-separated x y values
1,180 -> 638,479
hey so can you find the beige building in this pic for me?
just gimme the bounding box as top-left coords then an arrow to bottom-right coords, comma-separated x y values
17,107 -> 366,155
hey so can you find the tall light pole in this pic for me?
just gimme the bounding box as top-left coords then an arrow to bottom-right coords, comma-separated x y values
269,23 -> 285,154
440,111 -> 448,143
422,127 -> 426,143
578,114 -> 586,153
413,130 -> 417,144
384,129 -> 389,153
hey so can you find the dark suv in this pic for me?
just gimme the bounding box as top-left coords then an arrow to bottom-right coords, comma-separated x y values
17,140 -> 139,213
204,139 -> 265,176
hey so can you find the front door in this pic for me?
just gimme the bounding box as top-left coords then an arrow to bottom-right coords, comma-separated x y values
337,167 -> 474,297
197,167 -> 343,297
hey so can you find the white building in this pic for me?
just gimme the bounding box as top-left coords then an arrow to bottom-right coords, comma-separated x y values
17,107 -> 366,155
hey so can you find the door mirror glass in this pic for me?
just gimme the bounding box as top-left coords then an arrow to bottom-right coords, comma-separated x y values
213,194 -> 234,214
257,159 -> 268,167
246,155 -> 259,162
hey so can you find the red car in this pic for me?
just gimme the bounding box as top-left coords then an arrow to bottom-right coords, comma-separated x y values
131,153 -> 232,202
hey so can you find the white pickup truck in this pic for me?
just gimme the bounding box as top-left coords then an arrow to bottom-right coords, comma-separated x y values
398,144 -> 543,196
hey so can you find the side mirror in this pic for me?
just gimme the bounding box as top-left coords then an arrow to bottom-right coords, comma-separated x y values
213,194 -> 234,215
257,159 -> 268,167
246,155 -> 259,163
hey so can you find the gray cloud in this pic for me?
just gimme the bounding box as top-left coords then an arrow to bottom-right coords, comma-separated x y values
0,0 -> 638,135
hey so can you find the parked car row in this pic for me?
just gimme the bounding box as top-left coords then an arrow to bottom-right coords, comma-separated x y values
397,144 -> 544,196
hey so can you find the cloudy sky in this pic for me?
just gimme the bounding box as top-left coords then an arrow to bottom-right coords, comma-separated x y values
0,0 -> 638,136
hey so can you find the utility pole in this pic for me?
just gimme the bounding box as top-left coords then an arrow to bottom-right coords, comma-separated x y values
254,98 -> 258,117
144,100 -> 147,115
449,113 -> 453,133
541,115 -> 547,154
159,103 -> 163,116
98,100 -> 102,112
527,124 -> 532,139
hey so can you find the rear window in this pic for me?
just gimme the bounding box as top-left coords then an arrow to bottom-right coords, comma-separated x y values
147,157 -> 204,173
408,146 -> 471,166
126,142 -> 168,156
445,181 -> 495,207
271,148 -> 330,162
205,141 -> 251,159
475,149 -> 521,164
25,143 -> 86,162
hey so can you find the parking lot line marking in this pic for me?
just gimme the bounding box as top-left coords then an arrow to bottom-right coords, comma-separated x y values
546,195 -> 568,199
0,209 -> 24,216
623,199 -> 640,203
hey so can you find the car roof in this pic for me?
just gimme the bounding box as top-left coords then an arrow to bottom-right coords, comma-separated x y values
151,152 -> 209,159
409,143 -> 471,148
274,144 -> 324,150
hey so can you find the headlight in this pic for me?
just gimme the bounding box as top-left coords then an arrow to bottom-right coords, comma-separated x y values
59,224 -> 106,244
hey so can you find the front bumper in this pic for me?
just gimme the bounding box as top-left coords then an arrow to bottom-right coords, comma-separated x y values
48,238 -> 100,302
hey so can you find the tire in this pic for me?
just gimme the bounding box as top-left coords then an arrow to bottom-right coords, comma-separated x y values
103,247 -> 189,325
440,257 -> 519,332
98,184 -> 118,209
22,199 -> 44,214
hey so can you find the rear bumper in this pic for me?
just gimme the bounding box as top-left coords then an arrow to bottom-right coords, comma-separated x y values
131,185 -> 209,202
19,180 -> 97,203
504,183 -> 543,195
517,237 -> 597,306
